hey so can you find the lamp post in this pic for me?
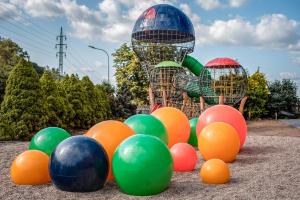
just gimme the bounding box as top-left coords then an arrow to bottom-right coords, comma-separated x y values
88,45 -> 110,83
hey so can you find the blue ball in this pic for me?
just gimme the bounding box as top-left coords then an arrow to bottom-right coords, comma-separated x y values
49,136 -> 109,192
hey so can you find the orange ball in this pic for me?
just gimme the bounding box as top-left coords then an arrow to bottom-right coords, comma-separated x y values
152,107 -> 190,148
200,159 -> 230,184
11,150 -> 51,185
86,120 -> 134,181
198,122 -> 240,162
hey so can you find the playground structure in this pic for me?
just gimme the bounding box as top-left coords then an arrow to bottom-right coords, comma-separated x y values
132,4 -> 248,117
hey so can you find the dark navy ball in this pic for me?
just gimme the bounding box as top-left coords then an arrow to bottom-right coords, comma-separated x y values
49,136 -> 109,192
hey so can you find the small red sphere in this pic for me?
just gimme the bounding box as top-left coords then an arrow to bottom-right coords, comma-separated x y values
170,143 -> 198,172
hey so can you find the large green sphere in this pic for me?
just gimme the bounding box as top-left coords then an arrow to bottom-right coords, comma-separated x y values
188,118 -> 198,147
112,135 -> 173,196
124,114 -> 168,144
29,127 -> 71,156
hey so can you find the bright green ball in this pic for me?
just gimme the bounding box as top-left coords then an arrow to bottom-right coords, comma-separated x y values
112,135 -> 173,196
188,118 -> 198,147
29,127 -> 71,156
124,114 -> 168,144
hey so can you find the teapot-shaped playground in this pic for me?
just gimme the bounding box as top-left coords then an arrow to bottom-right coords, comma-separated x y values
132,4 -> 248,117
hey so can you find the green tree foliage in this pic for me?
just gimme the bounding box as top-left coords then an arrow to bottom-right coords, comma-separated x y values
40,71 -> 73,128
115,84 -> 137,120
113,43 -> 149,106
0,39 -> 28,102
82,76 -> 111,125
60,74 -> 90,128
97,82 -> 116,118
244,69 -> 270,119
0,39 -> 45,103
268,79 -> 298,115
0,59 -> 47,139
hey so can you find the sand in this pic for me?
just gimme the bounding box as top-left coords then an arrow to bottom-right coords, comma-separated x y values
0,120 -> 300,200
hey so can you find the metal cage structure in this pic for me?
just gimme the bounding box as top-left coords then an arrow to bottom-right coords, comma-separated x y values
131,4 -> 195,73
199,58 -> 248,105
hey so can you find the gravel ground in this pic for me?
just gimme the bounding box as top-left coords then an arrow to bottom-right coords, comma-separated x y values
1,121 -> 300,200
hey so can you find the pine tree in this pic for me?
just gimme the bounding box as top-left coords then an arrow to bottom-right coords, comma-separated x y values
56,76 -> 75,127
268,79 -> 298,116
0,59 -> 47,139
61,74 -> 90,128
40,70 -> 71,128
95,84 -> 111,120
115,84 -> 137,120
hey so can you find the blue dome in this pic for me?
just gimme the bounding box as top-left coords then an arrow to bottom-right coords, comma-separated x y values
132,4 -> 195,43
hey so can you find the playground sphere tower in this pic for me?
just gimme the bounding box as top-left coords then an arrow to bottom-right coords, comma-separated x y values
131,4 -> 197,115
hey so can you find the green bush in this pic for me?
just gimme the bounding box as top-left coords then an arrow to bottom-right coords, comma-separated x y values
0,59 -> 47,139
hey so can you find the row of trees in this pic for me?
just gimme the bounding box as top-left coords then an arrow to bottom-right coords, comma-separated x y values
0,40 -> 138,140
0,59 -> 112,139
244,69 -> 298,119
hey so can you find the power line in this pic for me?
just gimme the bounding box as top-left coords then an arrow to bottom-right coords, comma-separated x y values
0,3 -> 57,39
0,31 -> 55,57
0,25 -> 55,55
0,16 -> 54,46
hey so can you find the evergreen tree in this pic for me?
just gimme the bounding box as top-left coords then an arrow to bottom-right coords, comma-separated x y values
268,79 -> 298,117
0,59 -> 47,139
115,84 -> 137,120
244,69 -> 270,119
0,39 -> 45,103
113,43 -> 149,106
81,76 -> 98,126
61,74 -> 90,128
95,84 -> 111,120
0,39 -> 28,102
40,71 -> 71,128
97,82 -> 116,118
56,76 -> 75,127
82,76 -> 111,124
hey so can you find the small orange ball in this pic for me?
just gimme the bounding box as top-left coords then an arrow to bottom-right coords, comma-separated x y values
152,107 -> 190,148
86,120 -> 134,181
200,159 -> 230,184
11,150 -> 51,185
198,122 -> 240,162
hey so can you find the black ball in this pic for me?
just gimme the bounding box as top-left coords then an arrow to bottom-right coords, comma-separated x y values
49,136 -> 109,192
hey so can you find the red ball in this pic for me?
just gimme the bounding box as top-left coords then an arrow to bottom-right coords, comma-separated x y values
196,105 -> 247,149
170,143 -> 198,172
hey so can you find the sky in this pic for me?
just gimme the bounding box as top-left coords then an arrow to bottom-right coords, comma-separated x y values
0,0 -> 300,94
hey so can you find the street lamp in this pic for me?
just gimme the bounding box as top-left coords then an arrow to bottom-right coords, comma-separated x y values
88,45 -> 110,83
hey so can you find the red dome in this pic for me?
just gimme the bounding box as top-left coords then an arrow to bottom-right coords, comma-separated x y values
205,58 -> 241,68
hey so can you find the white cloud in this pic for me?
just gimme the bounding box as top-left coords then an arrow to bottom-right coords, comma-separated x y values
95,61 -> 106,69
229,0 -> 248,8
80,67 -> 96,73
8,0 -> 175,42
196,0 -> 247,10
194,14 -> 300,50
0,1 -> 22,19
5,0 -> 300,64
280,72 -> 297,79
9,0 -> 63,17
196,0 -> 222,10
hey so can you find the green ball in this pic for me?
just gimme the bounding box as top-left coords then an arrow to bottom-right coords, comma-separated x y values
112,135 -> 173,196
188,118 -> 198,147
29,127 -> 71,156
124,114 -> 168,144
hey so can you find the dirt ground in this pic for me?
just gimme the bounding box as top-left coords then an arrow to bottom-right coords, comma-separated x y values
0,120 -> 299,200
